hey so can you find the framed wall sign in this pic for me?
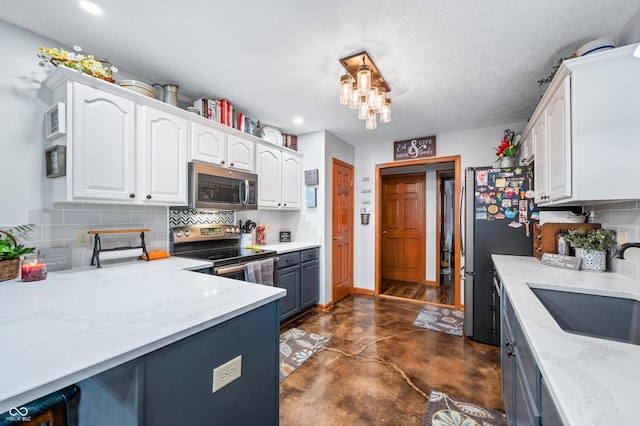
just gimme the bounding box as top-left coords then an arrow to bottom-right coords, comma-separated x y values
393,135 -> 436,160
304,169 -> 319,186
45,145 -> 66,178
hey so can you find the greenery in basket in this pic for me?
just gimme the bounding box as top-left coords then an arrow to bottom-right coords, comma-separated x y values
0,225 -> 36,261
565,228 -> 616,252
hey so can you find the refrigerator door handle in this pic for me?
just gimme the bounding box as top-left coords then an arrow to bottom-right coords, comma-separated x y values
459,181 -> 465,257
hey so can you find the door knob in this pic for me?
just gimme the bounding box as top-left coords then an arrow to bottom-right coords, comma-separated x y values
333,236 -> 342,241
382,230 -> 388,234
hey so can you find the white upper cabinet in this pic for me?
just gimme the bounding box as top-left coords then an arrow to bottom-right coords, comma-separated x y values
526,43 -> 640,205
227,134 -> 255,172
138,106 -> 188,205
190,122 -> 226,166
256,144 -> 282,208
281,152 -> 302,209
72,83 -> 136,201
42,66 -> 302,207
256,143 -> 302,209
545,76 -> 571,202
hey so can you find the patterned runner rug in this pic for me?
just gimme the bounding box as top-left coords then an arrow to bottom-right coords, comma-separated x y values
413,304 -> 464,336
421,391 -> 506,426
279,327 -> 330,383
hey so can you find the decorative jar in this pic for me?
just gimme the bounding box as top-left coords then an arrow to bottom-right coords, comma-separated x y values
21,254 -> 48,282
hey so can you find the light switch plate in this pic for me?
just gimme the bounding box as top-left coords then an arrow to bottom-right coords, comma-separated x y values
212,355 -> 242,393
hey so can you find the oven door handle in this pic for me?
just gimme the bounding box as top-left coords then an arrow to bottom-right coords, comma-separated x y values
215,264 -> 247,276
214,257 -> 279,276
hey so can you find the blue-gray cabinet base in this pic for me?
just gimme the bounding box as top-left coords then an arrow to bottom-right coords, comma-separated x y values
277,248 -> 319,322
144,302 -> 279,426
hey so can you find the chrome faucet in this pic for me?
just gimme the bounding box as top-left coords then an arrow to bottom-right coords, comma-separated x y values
612,242 -> 640,259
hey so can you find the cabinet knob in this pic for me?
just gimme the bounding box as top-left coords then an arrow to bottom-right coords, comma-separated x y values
230,162 -> 234,167
129,193 -> 136,199
507,349 -> 517,357
278,203 -> 281,206
221,160 -> 225,165
283,203 -> 287,207
146,194 -> 152,200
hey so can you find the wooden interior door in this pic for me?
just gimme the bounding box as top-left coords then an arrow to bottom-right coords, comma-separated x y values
381,173 -> 426,283
332,159 -> 354,304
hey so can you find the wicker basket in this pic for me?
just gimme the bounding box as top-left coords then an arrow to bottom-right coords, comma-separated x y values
0,230 -> 21,282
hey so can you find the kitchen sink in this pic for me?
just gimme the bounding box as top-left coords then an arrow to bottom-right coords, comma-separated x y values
529,286 -> 640,345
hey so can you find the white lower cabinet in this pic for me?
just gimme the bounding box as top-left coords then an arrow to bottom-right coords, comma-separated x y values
256,144 -> 302,209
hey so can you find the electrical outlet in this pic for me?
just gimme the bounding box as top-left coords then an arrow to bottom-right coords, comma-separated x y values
212,355 -> 242,393
618,231 -> 628,245
76,228 -> 91,247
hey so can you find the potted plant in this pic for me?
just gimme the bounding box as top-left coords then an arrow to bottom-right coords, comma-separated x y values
0,225 -> 36,282
565,228 -> 616,271
495,129 -> 521,168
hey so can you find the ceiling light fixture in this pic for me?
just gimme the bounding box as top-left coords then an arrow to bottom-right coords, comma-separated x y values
79,1 -> 104,15
339,51 -> 391,129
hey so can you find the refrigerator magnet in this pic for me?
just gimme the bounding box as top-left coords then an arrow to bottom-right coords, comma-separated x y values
508,221 -> 523,228
475,212 -> 488,220
514,167 -> 523,175
505,208 -> 517,219
488,205 -> 499,215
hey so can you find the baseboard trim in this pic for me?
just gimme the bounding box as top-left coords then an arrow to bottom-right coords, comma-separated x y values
316,301 -> 334,311
353,287 -> 375,296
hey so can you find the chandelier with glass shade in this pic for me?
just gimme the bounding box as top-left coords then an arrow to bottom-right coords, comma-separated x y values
339,51 -> 391,130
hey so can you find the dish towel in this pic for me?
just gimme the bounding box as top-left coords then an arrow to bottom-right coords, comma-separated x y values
244,261 -> 263,284
259,258 -> 274,286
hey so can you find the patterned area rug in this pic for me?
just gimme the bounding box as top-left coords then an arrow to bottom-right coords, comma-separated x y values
421,391 -> 507,426
279,327 -> 330,383
413,304 -> 464,336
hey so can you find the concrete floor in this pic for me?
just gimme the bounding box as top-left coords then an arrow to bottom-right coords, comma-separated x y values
279,295 -> 503,425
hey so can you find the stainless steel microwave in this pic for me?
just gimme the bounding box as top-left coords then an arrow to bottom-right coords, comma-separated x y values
188,162 -> 258,210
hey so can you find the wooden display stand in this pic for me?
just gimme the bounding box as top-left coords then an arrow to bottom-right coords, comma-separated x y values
533,222 -> 601,260
89,229 -> 150,268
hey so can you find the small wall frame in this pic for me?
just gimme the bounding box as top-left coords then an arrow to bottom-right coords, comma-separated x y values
45,145 -> 66,178
45,102 -> 66,140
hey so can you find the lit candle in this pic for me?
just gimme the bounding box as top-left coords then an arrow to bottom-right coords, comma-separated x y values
21,255 -> 47,282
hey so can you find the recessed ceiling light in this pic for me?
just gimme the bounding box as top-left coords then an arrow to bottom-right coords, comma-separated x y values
79,1 -> 104,15
293,117 -> 303,125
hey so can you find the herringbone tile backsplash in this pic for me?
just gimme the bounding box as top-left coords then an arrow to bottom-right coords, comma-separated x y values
169,209 -> 235,227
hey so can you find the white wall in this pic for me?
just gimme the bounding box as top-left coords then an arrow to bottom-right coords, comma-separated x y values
0,20 -> 54,225
353,121 -> 527,292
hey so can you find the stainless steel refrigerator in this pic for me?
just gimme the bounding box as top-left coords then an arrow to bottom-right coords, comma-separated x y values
463,166 -> 535,345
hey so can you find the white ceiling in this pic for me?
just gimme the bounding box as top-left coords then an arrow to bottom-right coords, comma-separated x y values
1,0 -> 637,147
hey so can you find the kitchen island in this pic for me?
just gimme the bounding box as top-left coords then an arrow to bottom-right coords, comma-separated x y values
0,257 -> 285,424
492,255 -> 640,425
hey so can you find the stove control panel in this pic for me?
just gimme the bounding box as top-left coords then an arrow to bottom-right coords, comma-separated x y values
172,225 -> 240,243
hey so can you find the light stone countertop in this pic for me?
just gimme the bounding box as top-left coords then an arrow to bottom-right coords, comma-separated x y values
258,241 -> 320,254
492,254 -> 640,426
0,257 -> 285,413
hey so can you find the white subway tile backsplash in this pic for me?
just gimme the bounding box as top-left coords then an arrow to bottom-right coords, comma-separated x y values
585,201 -> 640,282
83,203 -> 119,211
100,211 -> 133,224
5,203 -> 171,268
28,209 -> 64,225
64,210 -> 102,225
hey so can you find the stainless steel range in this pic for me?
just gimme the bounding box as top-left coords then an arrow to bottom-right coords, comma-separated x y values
171,224 -> 278,281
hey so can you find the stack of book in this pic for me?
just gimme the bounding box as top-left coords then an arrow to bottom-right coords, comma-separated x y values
283,134 -> 298,150
192,98 -> 256,135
